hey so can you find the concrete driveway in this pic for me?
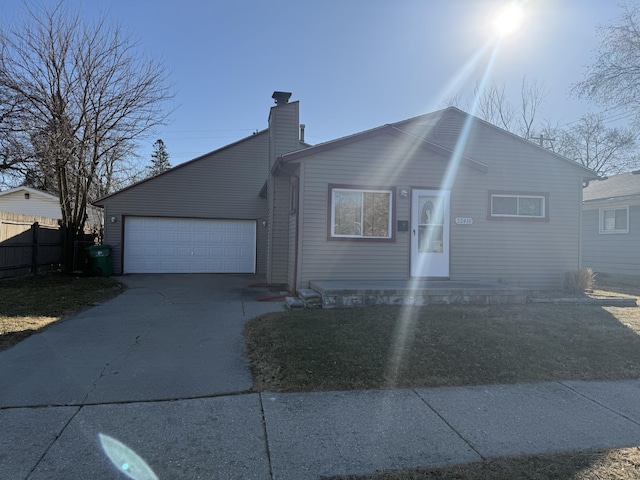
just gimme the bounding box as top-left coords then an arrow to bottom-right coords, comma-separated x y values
0,274 -> 284,407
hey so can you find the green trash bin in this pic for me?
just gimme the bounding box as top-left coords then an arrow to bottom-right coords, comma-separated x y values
85,244 -> 112,277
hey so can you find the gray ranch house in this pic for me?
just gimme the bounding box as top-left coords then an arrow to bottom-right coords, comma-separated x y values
95,92 -> 596,291
582,171 -> 640,283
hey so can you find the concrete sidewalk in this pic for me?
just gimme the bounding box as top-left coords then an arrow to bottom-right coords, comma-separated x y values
3,380 -> 640,479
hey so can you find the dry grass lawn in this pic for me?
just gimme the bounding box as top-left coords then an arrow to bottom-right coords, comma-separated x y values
246,298 -> 640,392
0,272 -> 125,351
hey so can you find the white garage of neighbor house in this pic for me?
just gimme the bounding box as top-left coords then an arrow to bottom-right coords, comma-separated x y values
123,217 -> 256,274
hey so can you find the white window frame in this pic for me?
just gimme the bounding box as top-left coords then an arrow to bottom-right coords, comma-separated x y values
490,193 -> 546,219
330,187 -> 393,239
599,206 -> 629,234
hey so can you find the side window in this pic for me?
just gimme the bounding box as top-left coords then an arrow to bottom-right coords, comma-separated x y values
489,191 -> 548,220
599,206 -> 629,234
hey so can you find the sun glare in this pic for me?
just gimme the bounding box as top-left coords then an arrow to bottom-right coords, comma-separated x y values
494,2 -> 524,37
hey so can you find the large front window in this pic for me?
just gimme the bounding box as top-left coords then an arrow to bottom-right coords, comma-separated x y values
330,186 -> 394,239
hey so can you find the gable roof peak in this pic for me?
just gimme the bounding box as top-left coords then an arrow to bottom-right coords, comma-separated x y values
0,186 -> 59,200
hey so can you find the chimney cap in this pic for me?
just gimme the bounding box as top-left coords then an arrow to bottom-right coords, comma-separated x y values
272,91 -> 292,106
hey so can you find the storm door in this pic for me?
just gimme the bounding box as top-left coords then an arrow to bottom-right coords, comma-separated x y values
411,189 -> 450,277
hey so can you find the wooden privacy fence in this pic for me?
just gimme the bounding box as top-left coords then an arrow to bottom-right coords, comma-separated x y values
0,212 -> 62,279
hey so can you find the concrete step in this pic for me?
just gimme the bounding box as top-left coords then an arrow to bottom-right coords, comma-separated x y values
298,289 -> 321,300
285,296 -> 306,309
297,288 -> 322,308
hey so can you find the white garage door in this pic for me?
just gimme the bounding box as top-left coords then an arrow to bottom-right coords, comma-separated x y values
123,217 -> 256,274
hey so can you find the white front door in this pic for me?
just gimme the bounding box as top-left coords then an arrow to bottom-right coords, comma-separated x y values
411,189 -> 450,277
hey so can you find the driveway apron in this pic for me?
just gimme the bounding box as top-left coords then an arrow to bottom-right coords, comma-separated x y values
0,274 -> 283,407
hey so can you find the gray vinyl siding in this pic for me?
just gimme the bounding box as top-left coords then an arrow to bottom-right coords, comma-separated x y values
99,132 -> 269,275
267,175 -> 290,285
294,117 -> 588,290
443,120 -> 584,288
268,101 -> 300,170
582,201 -> 640,277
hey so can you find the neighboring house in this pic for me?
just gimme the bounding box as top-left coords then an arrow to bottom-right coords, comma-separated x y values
95,92 -> 597,289
0,186 -> 61,219
582,171 -> 640,281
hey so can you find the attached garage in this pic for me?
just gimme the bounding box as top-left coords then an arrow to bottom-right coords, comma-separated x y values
123,217 -> 256,274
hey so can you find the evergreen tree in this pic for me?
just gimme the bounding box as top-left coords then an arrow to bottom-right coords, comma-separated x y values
147,139 -> 171,177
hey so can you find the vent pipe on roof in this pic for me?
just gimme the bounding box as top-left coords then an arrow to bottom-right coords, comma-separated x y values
272,91 -> 292,106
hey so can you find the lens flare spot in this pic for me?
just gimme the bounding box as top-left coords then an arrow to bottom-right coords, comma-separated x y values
99,433 -> 159,480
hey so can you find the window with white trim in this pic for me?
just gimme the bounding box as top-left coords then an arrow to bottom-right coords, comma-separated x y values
599,206 -> 629,234
490,193 -> 546,219
330,187 -> 393,239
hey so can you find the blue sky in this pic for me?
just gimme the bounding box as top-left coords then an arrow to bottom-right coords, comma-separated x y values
0,0 -> 627,166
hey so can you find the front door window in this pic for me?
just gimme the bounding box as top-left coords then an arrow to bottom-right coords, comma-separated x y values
418,198 -> 444,253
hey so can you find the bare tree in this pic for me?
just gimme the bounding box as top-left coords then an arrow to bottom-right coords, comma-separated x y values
474,81 -> 517,132
573,3 -> 640,125
518,77 -> 549,140
0,1 -> 172,269
449,77 -> 548,141
541,114 -> 638,176
0,87 -> 32,186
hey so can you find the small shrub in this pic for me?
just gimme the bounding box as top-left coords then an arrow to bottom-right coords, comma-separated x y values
564,268 -> 596,294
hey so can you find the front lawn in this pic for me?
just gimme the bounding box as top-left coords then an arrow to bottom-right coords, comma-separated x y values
245,300 -> 640,392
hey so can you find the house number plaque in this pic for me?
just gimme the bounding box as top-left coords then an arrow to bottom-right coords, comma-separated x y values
455,217 -> 473,225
